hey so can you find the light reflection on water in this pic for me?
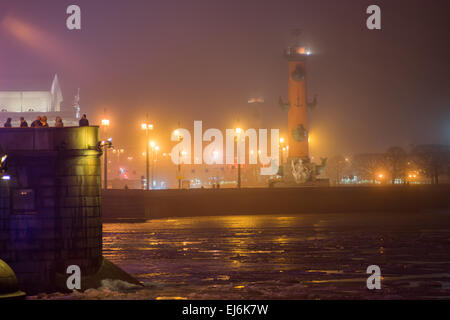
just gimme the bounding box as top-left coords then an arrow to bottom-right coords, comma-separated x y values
101,212 -> 450,299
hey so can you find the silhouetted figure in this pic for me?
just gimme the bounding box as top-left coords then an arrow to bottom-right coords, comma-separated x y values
31,116 -> 42,128
3,118 -> 12,128
55,116 -> 64,128
19,117 -> 28,127
79,114 -> 89,127
41,116 -> 49,128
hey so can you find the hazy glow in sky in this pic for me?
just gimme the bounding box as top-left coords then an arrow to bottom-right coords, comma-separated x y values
1,0 -> 449,157
1,15 -> 82,72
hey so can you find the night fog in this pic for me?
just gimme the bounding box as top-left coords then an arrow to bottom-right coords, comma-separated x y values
0,0 -> 449,158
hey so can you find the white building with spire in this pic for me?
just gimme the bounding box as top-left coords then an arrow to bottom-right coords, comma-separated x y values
0,74 -> 80,126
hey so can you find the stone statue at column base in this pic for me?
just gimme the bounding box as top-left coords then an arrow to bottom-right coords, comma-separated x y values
276,156 -> 329,187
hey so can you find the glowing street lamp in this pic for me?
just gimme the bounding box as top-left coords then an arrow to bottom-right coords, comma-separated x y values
408,172 -> 418,181
141,115 -> 154,190
142,123 -> 153,130
376,173 -> 385,184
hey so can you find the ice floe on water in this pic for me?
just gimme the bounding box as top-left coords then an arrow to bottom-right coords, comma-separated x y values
29,213 -> 450,299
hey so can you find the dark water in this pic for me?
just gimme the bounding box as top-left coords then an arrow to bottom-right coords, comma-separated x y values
32,211 -> 450,299
100,211 -> 450,299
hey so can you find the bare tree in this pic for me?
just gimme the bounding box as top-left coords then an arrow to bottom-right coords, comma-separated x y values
411,144 -> 450,184
385,146 -> 407,184
325,155 -> 346,185
352,154 -> 388,182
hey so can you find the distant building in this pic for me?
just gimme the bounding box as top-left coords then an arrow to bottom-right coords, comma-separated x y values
0,74 -> 80,126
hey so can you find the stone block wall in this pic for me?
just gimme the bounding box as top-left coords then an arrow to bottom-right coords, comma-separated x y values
0,127 -> 102,293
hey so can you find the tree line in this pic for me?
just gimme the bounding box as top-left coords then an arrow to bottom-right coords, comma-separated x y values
325,144 -> 450,185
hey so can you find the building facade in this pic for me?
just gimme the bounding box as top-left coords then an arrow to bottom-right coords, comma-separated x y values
0,75 -> 80,127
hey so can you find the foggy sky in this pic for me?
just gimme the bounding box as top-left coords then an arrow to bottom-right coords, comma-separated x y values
1,0 -> 449,158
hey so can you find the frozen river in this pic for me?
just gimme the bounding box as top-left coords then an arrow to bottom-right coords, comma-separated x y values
98,211 -> 450,299
33,211 -> 450,299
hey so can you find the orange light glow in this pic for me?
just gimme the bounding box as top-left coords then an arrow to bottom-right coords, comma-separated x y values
1,15 -> 83,73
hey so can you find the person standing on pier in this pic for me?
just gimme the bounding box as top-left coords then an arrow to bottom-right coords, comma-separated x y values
20,117 -> 28,127
41,116 -> 49,127
3,118 -> 12,128
31,116 -> 42,128
55,116 -> 64,128
79,114 -> 89,127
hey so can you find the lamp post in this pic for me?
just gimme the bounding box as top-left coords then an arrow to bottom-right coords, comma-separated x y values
98,138 -> 113,190
149,141 -> 158,189
236,128 -> 242,189
150,141 -> 155,189
154,145 -> 159,189
279,137 -> 285,175
174,130 -> 182,189
141,119 -> 154,190
101,118 -> 110,189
